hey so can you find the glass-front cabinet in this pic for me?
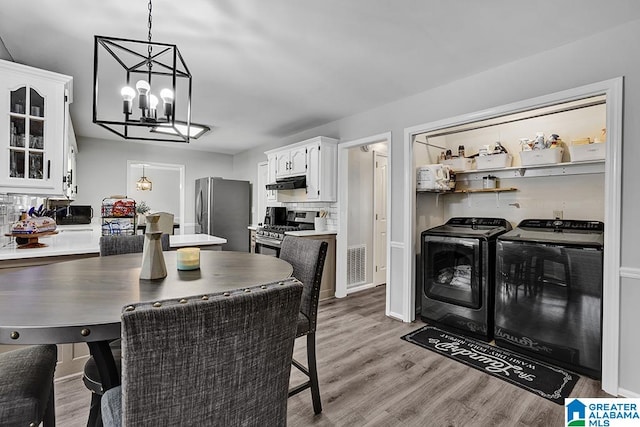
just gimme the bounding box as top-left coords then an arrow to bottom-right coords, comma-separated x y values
0,60 -> 72,195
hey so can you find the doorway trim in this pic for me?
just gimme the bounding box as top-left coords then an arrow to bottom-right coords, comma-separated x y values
336,132 -> 392,314
373,151 -> 388,287
403,78 -> 623,395
256,161 -> 268,227
126,160 -> 186,235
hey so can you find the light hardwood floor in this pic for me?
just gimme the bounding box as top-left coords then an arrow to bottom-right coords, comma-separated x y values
54,285 -> 609,426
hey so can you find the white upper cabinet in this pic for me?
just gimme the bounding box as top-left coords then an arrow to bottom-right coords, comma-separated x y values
265,136 -> 338,203
266,153 -> 278,201
275,145 -> 308,178
306,138 -> 337,201
0,60 -> 72,195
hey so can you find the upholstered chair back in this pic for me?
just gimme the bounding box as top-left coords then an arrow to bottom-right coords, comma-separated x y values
279,236 -> 328,336
111,279 -> 303,426
99,234 -> 169,256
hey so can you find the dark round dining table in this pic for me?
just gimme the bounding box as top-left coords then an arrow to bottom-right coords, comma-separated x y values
0,250 -> 293,399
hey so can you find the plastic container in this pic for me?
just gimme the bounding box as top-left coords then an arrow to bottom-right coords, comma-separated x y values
441,157 -> 474,171
482,176 -> 497,189
519,147 -> 564,166
569,143 -> 605,162
476,153 -> 512,170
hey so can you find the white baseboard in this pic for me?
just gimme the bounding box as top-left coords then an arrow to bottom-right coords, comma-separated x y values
617,387 -> 640,398
346,282 -> 377,295
620,267 -> 640,280
387,310 -> 406,322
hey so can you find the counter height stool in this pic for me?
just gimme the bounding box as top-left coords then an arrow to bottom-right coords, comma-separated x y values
0,344 -> 57,427
101,279 -> 303,426
279,235 -> 328,415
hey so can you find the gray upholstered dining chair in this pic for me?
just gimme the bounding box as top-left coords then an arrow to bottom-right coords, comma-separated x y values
85,233 -> 171,424
279,235 -> 328,414
99,233 -> 169,256
0,344 -> 57,427
101,278 -> 303,426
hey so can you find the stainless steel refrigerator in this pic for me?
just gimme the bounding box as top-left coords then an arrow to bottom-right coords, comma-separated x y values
195,177 -> 251,252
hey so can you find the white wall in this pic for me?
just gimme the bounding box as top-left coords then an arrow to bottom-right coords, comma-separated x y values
0,42 -> 12,61
75,137 -> 234,228
444,174 -> 605,225
232,19 -> 640,394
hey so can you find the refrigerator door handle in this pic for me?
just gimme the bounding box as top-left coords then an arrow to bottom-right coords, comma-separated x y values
196,190 -> 203,226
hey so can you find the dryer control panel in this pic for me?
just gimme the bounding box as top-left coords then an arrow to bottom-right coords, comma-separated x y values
518,219 -> 604,232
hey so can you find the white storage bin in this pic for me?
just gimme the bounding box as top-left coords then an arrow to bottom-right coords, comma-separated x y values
441,157 -> 474,171
476,153 -> 512,170
569,143 -> 605,162
519,147 -> 564,166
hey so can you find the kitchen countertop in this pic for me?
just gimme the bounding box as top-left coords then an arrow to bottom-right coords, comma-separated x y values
285,230 -> 337,237
0,224 -> 227,261
170,234 -> 227,247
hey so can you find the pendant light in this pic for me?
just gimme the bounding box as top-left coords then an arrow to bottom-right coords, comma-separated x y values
136,165 -> 152,191
92,0 -> 209,142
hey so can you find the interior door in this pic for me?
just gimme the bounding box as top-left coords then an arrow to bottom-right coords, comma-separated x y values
374,152 -> 387,285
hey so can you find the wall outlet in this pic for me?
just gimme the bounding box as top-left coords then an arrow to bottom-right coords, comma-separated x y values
553,210 -> 563,219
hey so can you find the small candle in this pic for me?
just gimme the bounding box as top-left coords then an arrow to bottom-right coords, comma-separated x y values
177,247 -> 200,270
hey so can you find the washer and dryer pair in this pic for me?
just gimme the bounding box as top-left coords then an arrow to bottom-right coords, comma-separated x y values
421,217 -> 604,378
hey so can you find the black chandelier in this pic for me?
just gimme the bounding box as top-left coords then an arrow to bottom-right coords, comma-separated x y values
92,0 -> 209,143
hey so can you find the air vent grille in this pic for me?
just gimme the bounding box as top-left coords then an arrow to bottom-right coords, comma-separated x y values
347,245 -> 366,287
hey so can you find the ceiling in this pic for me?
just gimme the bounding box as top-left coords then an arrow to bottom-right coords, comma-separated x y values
1,1 -> 640,155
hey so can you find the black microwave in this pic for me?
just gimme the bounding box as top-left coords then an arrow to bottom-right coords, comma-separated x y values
56,205 -> 93,225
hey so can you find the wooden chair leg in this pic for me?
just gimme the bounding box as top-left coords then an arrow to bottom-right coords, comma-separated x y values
43,380 -> 56,427
306,333 -> 322,414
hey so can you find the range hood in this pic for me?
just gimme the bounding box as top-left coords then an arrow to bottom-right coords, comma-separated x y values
266,175 -> 306,191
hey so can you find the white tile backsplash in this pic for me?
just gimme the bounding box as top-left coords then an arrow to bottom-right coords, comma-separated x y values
280,201 -> 338,231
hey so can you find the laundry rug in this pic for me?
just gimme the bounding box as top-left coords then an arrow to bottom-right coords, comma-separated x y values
401,325 -> 579,404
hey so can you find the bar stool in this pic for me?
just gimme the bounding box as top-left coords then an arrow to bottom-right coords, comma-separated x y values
279,235 -> 328,414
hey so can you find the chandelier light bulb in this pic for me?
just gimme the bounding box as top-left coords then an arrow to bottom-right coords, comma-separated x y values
160,88 -> 174,118
120,86 -> 136,115
135,80 -> 150,93
121,86 -> 136,100
149,94 -> 159,119
136,80 -> 151,110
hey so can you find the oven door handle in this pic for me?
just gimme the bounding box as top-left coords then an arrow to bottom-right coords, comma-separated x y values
255,237 -> 282,247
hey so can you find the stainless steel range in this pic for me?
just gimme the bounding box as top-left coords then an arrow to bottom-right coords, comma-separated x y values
255,210 -> 317,256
